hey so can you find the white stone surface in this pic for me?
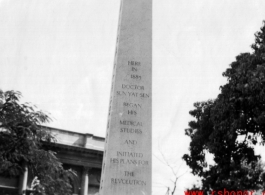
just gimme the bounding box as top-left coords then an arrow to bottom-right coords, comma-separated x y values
100,0 -> 152,194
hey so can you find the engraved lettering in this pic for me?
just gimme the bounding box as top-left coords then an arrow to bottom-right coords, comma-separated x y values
131,74 -> 141,80
128,92 -> 138,97
116,91 -> 127,96
127,110 -> 137,116
111,178 -> 146,186
120,120 -> 143,126
139,93 -> 150,98
125,140 -> 137,145
116,91 -> 149,98
123,102 -> 142,109
110,158 -> 119,163
120,128 -> 142,134
132,67 -> 138,71
110,158 -> 149,166
117,151 -> 143,158
122,84 -> 144,90
124,171 -> 134,177
128,61 -> 141,66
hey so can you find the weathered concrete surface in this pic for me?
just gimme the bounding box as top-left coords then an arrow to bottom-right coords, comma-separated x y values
100,0 -> 152,194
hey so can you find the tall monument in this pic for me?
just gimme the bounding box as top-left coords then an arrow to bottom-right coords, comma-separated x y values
99,0 -> 152,194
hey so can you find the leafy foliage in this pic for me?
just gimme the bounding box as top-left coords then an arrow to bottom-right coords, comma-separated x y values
0,90 -> 74,195
183,21 -> 265,191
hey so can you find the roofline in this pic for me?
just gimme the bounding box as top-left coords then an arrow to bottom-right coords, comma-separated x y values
39,125 -> 105,140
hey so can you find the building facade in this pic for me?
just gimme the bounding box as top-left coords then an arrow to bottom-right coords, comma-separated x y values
0,127 -> 104,195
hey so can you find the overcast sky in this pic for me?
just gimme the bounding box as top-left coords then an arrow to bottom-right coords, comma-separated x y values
1,0 -> 265,194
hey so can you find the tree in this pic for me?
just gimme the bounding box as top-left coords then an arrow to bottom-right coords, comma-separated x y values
183,21 -> 265,191
153,141 -> 187,195
0,90 -> 74,195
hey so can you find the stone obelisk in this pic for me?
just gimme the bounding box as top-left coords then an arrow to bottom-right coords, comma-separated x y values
99,0 -> 152,194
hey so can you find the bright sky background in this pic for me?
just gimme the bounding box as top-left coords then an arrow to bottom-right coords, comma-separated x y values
1,0 -> 265,194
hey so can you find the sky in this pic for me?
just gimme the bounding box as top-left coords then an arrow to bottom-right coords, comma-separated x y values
1,0 -> 265,194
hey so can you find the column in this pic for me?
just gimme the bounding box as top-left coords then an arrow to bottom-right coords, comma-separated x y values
18,163 -> 28,195
80,167 -> 90,195
99,0 -> 152,194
